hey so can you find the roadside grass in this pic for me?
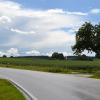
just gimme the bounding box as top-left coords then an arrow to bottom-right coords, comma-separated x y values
0,58 -> 100,74
91,71 -> 100,79
0,79 -> 25,100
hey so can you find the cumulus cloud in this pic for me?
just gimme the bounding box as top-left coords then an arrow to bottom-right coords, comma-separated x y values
0,51 -> 5,57
26,50 -> 40,56
7,48 -> 20,56
90,8 -> 100,14
0,48 -> 20,57
0,16 -> 11,24
0,0 -> 88,55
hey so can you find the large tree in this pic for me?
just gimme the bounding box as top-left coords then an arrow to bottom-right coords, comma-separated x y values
93,23 -> 100,57
72,22 -> 100,57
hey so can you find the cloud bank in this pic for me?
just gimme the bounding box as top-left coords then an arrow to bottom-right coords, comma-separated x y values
0,0 -> 97,56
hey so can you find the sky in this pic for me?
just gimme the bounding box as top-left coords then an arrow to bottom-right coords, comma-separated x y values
0,0 -> 100,57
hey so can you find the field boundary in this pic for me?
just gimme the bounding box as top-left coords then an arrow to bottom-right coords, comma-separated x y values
8,79 -> 37,100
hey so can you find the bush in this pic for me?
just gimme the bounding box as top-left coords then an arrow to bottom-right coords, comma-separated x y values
78,54 -> 93,61
91,71 -> 100,79
95,53 -> 100,58
2,55 -> 7,58
10,56 -> 14,58
51,52 -> 65,60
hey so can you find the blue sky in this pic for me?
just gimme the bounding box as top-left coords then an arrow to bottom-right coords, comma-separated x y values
0,0 -> 100,56
12,0 -> 100,11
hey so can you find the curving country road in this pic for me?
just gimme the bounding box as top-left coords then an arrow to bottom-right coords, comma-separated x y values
0,68 -> 100,100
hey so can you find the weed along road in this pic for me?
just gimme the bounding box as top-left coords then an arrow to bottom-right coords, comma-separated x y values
0,68 -> 100,100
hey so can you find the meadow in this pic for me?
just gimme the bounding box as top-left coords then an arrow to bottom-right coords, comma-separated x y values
0,57 -> 100,74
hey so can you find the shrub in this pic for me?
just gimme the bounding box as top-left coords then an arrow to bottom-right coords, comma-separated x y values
51,52 -> 65,60
78,54 -> 93,61
91,71 -> 100,79
2,55 -> 7,58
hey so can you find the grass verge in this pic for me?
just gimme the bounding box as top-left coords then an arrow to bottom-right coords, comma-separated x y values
91,71 -> 100,79
0,79 -> 25,100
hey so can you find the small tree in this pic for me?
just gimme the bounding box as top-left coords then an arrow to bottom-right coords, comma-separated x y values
58,53 -> 65,60
51,52 -> 59,59
51,52 -> 65,60
93,24 -> 100,58
10,56 -> 14,58
3,55 -> 7,58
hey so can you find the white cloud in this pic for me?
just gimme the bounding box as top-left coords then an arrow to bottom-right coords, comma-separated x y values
26,50 -> 40,56
7,48 -> 19,56
82,50 -> 95,57
32,30 -> 75,49
61,52 -> 73,56
66,11 -> 88,16
0,16 -> 11,24
0,51 -> 5,57
44,9 -> 87,16
0,0 -> 87,55
46,51 -> 53,57
0,48 -> 20,57
11,28 -> 36,34
90,8 -> 100,14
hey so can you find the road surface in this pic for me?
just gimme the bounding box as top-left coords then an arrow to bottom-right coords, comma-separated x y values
0,68 -> 100,100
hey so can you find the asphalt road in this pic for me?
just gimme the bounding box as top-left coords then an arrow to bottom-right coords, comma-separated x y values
0,68 -> 100,100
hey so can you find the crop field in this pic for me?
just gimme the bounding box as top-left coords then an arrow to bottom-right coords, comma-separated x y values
0,58 -> 100,73
0,57 -> 100,73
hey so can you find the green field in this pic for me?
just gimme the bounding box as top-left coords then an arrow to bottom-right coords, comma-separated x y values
0,79 -> 25,100
0,57 -> 100,73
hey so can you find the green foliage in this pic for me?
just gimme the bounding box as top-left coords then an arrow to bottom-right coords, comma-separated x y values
78,54 -> 93,61
51,52 -> 65,60
10,56 -> 14,58
72,22 -> 100,57
2,55 -> 7,58
93,24 -> 100,58
91,71 -> 100,79
0,79 -> 25,100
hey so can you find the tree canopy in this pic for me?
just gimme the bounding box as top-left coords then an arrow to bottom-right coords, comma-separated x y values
51,52 -> 65,60
72,22 -> 100,58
